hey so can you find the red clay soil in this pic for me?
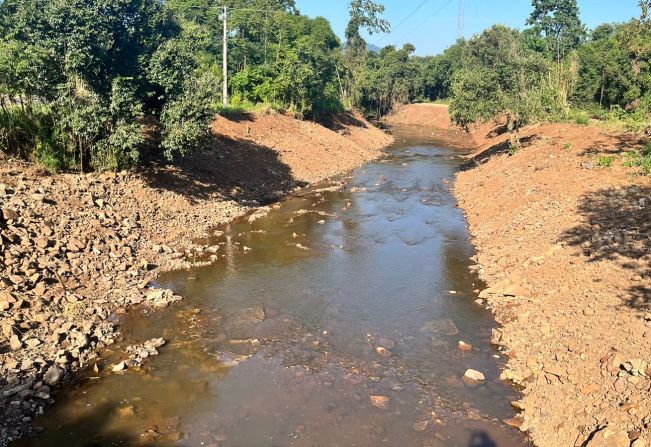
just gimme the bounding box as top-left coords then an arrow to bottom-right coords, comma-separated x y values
0,110 -> 391,445
419,103 -> 651,447
384,103 -> 454,129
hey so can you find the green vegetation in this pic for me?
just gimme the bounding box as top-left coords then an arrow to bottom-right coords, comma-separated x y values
444,0 -> 651,144
624,142 -> 651,174
596,155 -> 616,167
1,0 -> 649,172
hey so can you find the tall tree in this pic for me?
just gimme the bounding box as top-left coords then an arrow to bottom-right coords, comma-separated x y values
526,0 -> 585,60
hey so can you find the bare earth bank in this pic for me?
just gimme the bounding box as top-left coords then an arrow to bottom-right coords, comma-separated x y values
389,103 -> 651,447
0,110 -> 392,445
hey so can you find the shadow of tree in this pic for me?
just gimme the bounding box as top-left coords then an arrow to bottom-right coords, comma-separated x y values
468,431 -> 498,447
14,401 -> 136,447
140,134 -> 304,205
320,112 -> 368,132
460,135 -> 538,170
577,133 -> 645,156
217,109 -> 255,123
560,186 -> 651,311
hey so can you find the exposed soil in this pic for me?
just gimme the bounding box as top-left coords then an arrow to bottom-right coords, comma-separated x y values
0,110 -> 391,446
384,103 -> 454,129
393,103 -> 651,447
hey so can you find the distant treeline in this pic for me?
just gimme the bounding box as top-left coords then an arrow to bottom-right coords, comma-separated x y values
369,0 -> 651,137
0,0 -> 649,171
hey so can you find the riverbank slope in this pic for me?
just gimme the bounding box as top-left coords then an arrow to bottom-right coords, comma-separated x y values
0,110 -> 392,445
392,104 -> 651,446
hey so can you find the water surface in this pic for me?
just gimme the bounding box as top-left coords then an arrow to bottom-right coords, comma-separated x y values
18,126 -> 527,447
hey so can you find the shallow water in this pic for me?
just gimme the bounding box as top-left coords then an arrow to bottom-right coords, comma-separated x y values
17,126 -> 528,446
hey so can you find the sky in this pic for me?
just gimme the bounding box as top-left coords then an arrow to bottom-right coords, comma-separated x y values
296,0 -> 643,55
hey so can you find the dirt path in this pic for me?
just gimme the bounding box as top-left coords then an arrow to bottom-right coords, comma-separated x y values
0,111 -> 392,445
391,104 -> 651,446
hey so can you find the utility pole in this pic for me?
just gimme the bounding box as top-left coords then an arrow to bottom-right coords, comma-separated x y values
457,0 -> 465,40
222,6 -> 229,106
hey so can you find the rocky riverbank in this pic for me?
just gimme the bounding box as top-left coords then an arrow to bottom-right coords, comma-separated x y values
453,118 -> 651,445
0,110 -> 392,445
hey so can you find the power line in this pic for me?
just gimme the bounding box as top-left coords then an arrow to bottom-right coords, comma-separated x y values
394,0 -> 455,44
373,0 -> 433,46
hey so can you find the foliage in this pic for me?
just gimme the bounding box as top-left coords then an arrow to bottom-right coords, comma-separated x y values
0,0 -> 217,171
449,25 -> 554,133
356,44 -> 422,118
526,0 -> 586,60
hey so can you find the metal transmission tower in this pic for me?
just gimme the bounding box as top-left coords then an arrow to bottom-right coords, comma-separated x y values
457,0 -> 464,39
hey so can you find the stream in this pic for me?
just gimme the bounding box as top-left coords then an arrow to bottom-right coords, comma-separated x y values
17,126 -> 528,446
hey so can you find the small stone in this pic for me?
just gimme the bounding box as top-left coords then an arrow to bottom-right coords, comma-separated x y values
43,366 -> 63,386
10,335 -> 23,351
375,346 -> 391,357
112,361 -> 127,372
116,405 -> 135,418
413,420 -> 428,431
463,369 -> 485,382
458,341 -> 473,352
369,395 -> 390,410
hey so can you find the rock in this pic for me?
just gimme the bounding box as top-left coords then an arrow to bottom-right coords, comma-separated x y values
622,359 -> 647,376
2,207 -> 19,220
369,395 -> 390,410
43,366 -> 63,386
116,405 -> 135,418
9,335 -> 23,351
614,377 -> 627,393
375,346 -> 392,357
419,319 -> 459,335
413,420 -> 428,431
491,328 -> 503,344
458,341 -> 473,352
112,361 -> 128,372
463,369 -> 485,382
586,427 -> 630,447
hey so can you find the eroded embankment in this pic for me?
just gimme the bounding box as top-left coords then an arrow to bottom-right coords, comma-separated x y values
457,123 -> 651,447
0,110 -> 392,445
391,103 -> 651,447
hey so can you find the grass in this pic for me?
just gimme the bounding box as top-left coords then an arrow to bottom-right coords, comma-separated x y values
624,141 -> 651,175
595,155 -> 616,168
563,142 -> 573,150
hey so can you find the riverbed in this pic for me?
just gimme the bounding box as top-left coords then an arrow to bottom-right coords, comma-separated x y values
17,126 -> 528,446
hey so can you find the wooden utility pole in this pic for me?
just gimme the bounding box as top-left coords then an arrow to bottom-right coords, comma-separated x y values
222,6 -> 229,106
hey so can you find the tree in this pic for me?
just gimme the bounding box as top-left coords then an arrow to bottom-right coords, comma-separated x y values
526,0 -> 585,60
342,0 -> 390,107
449,25 -> 553,143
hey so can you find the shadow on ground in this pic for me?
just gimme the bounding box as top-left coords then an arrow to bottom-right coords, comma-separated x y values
140,134 -> 303,205
560,186 -> 651,311
460,135 -> 538,170
13,401 -> 135,447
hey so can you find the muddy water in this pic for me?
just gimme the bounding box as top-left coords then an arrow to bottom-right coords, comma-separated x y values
18,126 -> 527,446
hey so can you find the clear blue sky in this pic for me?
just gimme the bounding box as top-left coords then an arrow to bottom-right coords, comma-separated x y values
296,0 -> 643,55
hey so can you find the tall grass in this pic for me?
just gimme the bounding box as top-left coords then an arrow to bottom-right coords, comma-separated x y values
0,105 -> 68,171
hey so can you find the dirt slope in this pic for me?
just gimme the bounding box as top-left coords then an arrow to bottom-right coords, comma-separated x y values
0,110 -> 391,445
383,103 -> 454,129
392,103 -> 651,446
448,111 -> 651,445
